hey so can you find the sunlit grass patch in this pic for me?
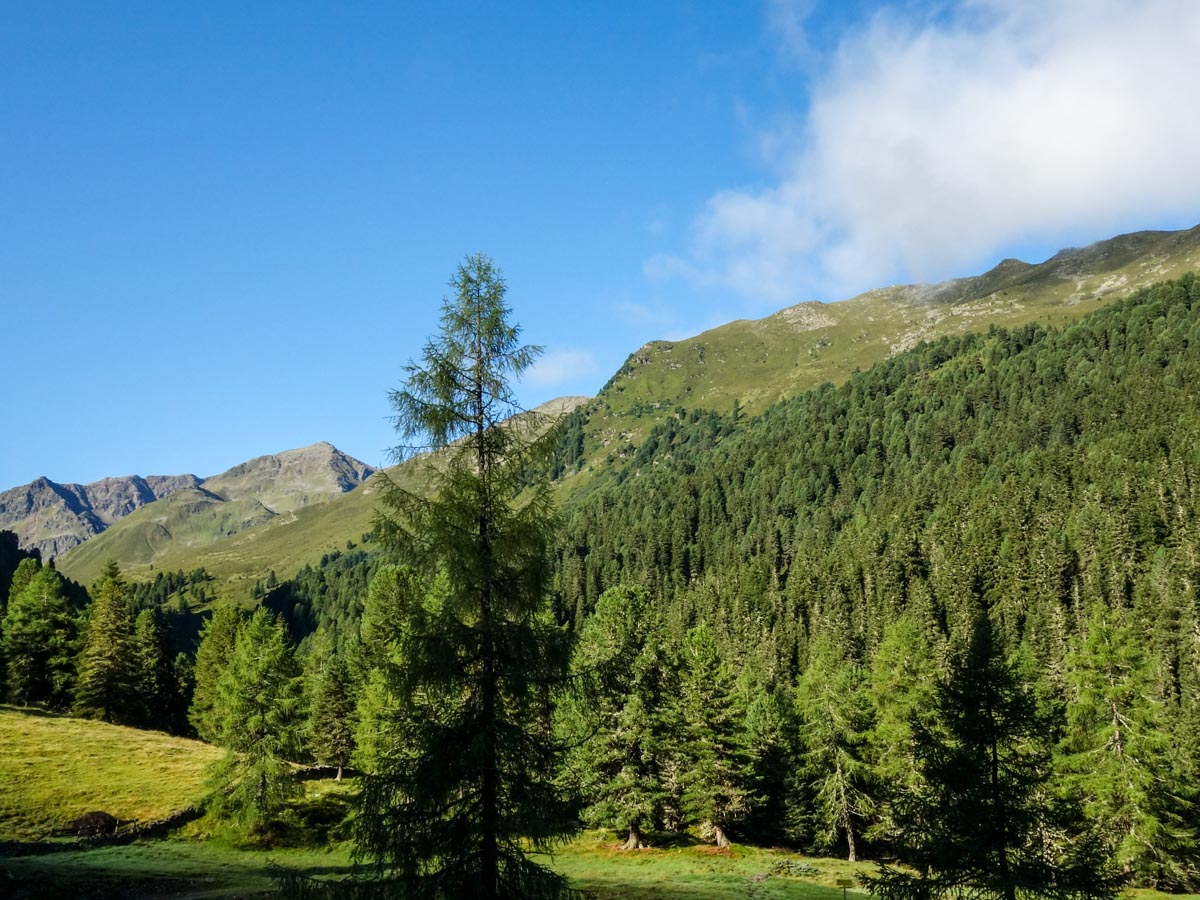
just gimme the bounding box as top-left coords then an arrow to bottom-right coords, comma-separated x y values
0,705 -> 221,841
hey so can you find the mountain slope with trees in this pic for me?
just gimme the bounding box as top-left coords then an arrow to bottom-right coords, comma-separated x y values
40,225 -> 1200,599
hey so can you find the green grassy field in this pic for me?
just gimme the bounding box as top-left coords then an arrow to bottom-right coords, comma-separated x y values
0,707 -> 884,897
0,833 -> 867,899
0,706 -> 222,841
6,832 -> 1200,899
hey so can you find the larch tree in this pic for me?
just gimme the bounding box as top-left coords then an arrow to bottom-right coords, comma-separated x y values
74,559 -> 139,724
794,631 -> 875,862
867,611 -> 942,848
206,607 -> 304,835
354,254 -> 576,898
1061,605 -> 1200,888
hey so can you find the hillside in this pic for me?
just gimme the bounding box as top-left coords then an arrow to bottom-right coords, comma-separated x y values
568,225 -> 1200,496
0,473 -> 201,560
0,705 -> 221,841
54,225 -> 1200,597
554,274 -> 1200,653
56,403 -> 585,598
55,443 -> 375,590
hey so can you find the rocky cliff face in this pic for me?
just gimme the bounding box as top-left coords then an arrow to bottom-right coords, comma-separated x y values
0,473 -> 200,560
200,442 -> 376,514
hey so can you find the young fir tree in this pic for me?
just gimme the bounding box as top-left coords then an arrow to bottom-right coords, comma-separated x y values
865,612 -> 1121,900
206,607 -> 304,835
793,631 -> 875,861
675,623 -> 752,849
310,652 -> 357,781
74,559 -> 139,724
561,585 -> 672,850
1,555 -> 41,695
1061,606 -> 1200,888
189,596 -> 244,742
354,254 -> 576,899
134,606 -> 185,733
2,563 -> 77,708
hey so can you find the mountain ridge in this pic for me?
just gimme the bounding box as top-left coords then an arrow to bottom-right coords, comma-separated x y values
43,223 -> 1200,593
2,443 -> 374,565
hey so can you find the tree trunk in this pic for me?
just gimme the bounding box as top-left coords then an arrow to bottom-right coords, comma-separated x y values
846,825 -> 857,863
335,765 -> 343,783
713,823 -> 731,849
621,824 -> 643,850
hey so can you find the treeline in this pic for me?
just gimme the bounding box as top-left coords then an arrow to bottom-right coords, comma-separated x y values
0,555 -> 191,732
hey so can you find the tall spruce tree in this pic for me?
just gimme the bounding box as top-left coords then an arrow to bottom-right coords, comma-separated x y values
675,622 -> 752,849
190,596 -> 244,742
865,612 -> 1121,900
355,254 -> 575,898
561,585 -> 672,850
134,606 -> 185,733
310,652 -> 357,781
74,560 -> 139,724
2,563 -> 77,708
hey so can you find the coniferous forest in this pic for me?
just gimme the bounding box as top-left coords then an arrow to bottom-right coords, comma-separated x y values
4,272 -> 1200,895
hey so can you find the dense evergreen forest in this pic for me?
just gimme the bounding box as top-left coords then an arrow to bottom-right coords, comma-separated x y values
4,275 -> 1200,890
546,275 -> 1200,885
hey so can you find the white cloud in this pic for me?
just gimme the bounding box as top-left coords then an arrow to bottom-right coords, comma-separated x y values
659,0 -> 1200,304
522,349 -> 598,388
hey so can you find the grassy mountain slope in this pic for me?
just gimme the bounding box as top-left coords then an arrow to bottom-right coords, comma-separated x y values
58,399 -> 587,599
57,443 -> 374,590
0,705 -> 221,841
571,225 -> 1200,495
0,474 -> 202,561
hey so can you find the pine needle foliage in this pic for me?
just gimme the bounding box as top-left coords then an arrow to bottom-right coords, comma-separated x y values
74,559 -> 138,724
2,561 -> 77,708
358,254 -> 578,899
864,613 -> 1122,900
206,607 -> 304,835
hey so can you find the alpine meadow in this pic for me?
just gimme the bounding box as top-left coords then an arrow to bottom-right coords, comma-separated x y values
6,4 -> 1200,899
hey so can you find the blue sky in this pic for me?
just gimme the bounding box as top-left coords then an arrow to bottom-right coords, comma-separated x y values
3,1 -> 1199,487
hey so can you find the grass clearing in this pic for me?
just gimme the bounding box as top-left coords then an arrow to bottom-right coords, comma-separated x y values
547,831 -> 867,899
0,705 -> 221,841
1,834 -> 864,899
